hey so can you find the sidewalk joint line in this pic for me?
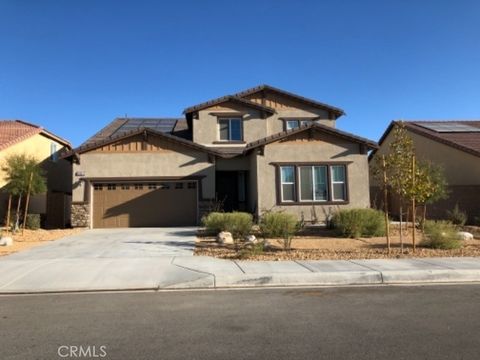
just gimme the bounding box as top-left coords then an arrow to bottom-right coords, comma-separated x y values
232,260 -> 246,274
171,258 -> 217,288
348,260 -> 384,283
0,259 -> 60,290
414,258 -> 456,270
293,260 -> 314,273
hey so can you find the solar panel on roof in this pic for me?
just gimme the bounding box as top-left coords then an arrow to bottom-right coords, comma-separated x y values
115,118 -> 178,134
418,123 -> 480,133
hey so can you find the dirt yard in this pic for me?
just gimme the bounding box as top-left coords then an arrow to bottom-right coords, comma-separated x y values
195,227 -> 480,261
0,228 -> 83,257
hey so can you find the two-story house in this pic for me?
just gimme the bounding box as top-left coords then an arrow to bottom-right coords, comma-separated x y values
64,85 -> 377,228
1,120 -> 72,228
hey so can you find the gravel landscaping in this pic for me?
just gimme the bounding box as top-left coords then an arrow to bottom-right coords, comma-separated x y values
195,227 -> 480,261
0,228 -> 84,256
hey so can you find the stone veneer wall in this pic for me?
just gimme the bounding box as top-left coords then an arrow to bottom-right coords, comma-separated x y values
71,203 -> 90,227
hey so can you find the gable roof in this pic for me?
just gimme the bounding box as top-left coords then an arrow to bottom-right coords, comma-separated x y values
0,120 -> 71,151
80,117 -> 189,148
183,84 -> 344,117
183,95 -> 276,115
245,122 -> 377,151
233,84 -> 345,117
371,120 -> 480,159
63,126 -> 223,160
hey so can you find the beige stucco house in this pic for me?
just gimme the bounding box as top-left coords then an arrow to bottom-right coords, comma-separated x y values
369,120 -> 480,223
0,120 -> 72,228
64,85 -> 377,228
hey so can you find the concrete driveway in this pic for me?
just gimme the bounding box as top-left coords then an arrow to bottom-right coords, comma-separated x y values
6,228 -> 196,259
0,228 -> 217,293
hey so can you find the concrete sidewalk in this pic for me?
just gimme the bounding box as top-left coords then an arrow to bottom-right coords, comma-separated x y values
1,256 -> 480,293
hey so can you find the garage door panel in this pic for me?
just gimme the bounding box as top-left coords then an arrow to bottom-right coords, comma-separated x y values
93,181 -> 197,228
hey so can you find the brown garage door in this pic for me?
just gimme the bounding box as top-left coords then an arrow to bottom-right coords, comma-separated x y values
93,181 -> 198,228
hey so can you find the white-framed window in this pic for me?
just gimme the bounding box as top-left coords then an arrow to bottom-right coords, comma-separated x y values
286,120 -> 300,130
298,166 -> 328,202
219,118 -> 242,141
331,165 -> 346,201
278,164 -> 347,203
50,143 -> 58,162
280,166 -> 296,202
285,120 -> 312,131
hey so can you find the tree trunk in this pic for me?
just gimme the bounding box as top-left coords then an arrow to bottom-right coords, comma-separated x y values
382,155 -> 390,254
22,172 -> 34,234
5,194 -> 12,234
411,155 -> 416,252
422,204 -> 427,232
399,203 -> 404,253
14,194 -> 22,233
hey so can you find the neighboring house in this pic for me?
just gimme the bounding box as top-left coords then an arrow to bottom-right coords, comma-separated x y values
369,120 -> 480,222
64,85 -> 377,228
0,120 -> 72,228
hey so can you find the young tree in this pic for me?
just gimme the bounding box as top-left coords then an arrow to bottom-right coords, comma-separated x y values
2,154 -> 46,232
384,123 -> 415,251
411,161 -> 448,231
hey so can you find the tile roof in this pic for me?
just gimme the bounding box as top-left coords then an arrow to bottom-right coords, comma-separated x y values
233,84 -> 345,116
372,120 -> 480,159
65,126 -> 223,159
0,120 -> 71,151
183,95 -> 276,115
183,84 -> 345,116
245,122 -> 377,151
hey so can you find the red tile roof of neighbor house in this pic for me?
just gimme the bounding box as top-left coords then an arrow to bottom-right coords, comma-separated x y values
371,120 -> 480,159
0,120 -> 71,151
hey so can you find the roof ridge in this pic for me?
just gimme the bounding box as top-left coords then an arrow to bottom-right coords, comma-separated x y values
244,122 -> 377,152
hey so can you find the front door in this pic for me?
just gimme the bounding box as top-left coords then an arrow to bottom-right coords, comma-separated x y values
216,171 -> 250,212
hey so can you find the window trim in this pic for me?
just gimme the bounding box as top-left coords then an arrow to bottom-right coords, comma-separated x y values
330,165 -> 347,201
218,117 -> 243,142
298,165 -> 329,202
280,166 -> 296,202
275,163 -> 349,205
282,118 -> 316,131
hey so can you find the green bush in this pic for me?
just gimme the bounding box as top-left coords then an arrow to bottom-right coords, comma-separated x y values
202,212 -> 253,241
202,212 -> 227,234
331,208 -> 386,238
446,204 -> 468,226
25,214 -> 41,230
422,220 -> 461,249
225,212 -> 253,241
259,211 -> 299,250
238,241 -> 265,259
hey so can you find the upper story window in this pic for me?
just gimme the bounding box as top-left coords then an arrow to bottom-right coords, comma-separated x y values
50,143 -> 58,162
285,120 -> 311,131
219,117 -> 242,141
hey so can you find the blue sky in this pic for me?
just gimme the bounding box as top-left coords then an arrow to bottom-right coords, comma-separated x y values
1,0 -> 479,146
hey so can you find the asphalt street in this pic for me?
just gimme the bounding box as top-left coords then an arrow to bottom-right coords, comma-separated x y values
1,285 -> 480,360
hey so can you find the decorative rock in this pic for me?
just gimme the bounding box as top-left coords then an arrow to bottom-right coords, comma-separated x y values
457,231 -> 474,241
217,231 -> 234,245
246,235 -> 257,244
0,237 -> 13,247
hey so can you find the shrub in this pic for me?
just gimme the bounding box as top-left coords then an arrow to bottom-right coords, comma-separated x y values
25,214 -> 41,230
331,208 -> 385,238
422,220 -> 461,249
446,204 -> 468,226
225,212 -> 253,241
202,212 -> 227,234
260,211 -> 299,250
202,212 -> 253,241
238,241 -> 265,259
